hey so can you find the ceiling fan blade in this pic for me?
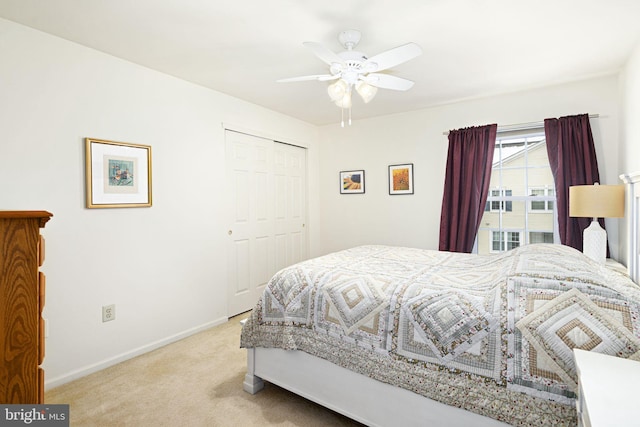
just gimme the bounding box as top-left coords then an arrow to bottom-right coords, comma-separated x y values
277,74 -> 339,83
362,73 -> 415,91
363,43 -> 422,73
303,41 -> 345,67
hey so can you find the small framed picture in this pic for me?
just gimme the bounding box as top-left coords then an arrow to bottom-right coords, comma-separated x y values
389,163 -> 414,195
85,138 -> 152,208
340,170 -> 365,194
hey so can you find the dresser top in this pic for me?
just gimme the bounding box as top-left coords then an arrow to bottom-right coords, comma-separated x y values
0,211 -> 53,227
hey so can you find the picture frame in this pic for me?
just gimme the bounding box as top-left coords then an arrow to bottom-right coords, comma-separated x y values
389,163 -> 414,195
85,138 -> 152,208
340,170 -> 365,194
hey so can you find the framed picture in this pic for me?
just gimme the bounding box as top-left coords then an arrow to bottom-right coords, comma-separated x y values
340,170 -> 365,194
389,163 -> 414,195
85,138 -> 152,208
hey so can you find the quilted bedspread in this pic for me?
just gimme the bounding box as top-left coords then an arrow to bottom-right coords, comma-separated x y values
240,244 -> 640,426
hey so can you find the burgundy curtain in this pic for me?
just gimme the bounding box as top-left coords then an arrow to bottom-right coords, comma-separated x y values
544,113 -> 603,252
439,124 -> 497,253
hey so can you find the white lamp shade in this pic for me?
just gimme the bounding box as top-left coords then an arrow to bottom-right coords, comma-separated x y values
334,92 -> 352,108
328,79 -> 348,102
356,81 -> 377,103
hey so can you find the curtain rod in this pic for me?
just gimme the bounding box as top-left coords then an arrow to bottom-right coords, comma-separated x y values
442,113 -> 600,136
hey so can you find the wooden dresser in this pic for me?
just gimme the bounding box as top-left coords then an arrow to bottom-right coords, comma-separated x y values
0,211 -> 52,403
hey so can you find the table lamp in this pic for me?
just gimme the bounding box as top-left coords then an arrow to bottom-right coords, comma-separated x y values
569,183 -> 625,264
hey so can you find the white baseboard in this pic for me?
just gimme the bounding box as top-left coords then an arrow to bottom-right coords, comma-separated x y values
44,316 -> 228,390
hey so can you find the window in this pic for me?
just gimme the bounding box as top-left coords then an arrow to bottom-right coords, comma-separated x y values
529,187 -> 555,212
530,231 -> 554,244
475,129 -> 558,255
491,230 -> 521,252
486,189 -> 512,212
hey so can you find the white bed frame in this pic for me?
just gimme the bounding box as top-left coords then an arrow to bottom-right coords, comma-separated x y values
243,347 -> 509,427
243,171 -> 640,427
620,171 -> 640,284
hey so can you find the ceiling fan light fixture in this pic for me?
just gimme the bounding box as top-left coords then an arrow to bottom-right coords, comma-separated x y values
334,91 -> 352,108
278,30 -> 422,126
327,79 -> 348,101
356,81 -> 377,103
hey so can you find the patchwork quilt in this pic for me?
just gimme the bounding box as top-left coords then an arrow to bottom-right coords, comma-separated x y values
240,244 -> 640,426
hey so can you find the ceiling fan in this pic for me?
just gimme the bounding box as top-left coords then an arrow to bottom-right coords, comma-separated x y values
277,30 -> 423,126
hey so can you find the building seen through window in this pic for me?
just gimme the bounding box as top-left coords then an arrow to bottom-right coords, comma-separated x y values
475,130 -> 558,254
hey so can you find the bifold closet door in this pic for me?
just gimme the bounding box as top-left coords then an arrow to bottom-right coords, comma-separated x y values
225,130 -> 307,317
273,142 -> 307,271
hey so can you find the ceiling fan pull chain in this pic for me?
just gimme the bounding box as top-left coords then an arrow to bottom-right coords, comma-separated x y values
341,105 -> 345,128
349,104 -> 352,126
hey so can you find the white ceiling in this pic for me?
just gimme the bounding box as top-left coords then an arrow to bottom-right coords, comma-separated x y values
1,0 -> 639,126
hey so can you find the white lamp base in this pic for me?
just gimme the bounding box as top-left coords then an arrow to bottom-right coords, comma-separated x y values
583,219 -> 606,264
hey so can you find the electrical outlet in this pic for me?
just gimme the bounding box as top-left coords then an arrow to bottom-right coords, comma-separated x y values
102,304 -> 116,322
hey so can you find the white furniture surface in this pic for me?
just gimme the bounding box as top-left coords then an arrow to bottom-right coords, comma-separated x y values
574,348 -> 640,427
620,171 -> 640,284
245,347 -> 509,427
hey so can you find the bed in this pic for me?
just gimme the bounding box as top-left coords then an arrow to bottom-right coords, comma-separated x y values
240,172 -> 640,427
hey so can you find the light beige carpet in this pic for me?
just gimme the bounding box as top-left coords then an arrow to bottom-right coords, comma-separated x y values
45,313 -> 364,426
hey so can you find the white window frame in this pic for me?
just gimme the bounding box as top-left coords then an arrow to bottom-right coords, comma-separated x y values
490,230 -> 522,253
474,127 -> 559,254
488,189 -> 512,212
529,231 -> 554,244
528,186 -> 555,213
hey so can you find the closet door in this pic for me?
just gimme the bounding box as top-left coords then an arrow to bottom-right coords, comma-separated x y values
226,130 -> 307,317
274,142 -> 307,271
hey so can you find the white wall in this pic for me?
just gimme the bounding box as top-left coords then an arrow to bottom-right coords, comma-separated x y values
0,18 -> 319,388
618,39 -> 640,266
318,76 -> 622,258
621,41 -> 640,175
